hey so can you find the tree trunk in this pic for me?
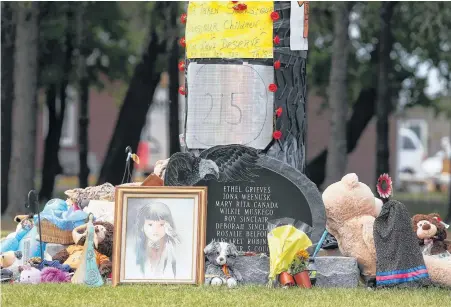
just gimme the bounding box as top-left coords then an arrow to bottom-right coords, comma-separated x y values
78,78 -> 90,188
6,2 -> 39,217
306,87 -> 377,187
324,2 -> 351,186
375,2 -> 397,182
76,3 -> 90,188
1,2 -> 16,214
446,124 -> 451,223
97,7 -> 166,185
168,3 -> 181,156
39,9 -> 73,201
39,84 -> 58,201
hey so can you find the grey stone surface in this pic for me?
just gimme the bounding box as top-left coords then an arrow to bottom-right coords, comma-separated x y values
315,256 -> 360,288
257,156 -> 326,243
234,254 -> 270,285
45,243 -> 68,258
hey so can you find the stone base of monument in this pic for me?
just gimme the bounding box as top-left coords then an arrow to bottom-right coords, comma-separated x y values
317,248 -> 343,257
234,254 -> 270,285
314,256 -> 360,288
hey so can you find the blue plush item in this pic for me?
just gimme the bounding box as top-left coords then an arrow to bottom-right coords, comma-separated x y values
34,198 -> 90,231
0,223 -> 33,253
38,260 -> 71,272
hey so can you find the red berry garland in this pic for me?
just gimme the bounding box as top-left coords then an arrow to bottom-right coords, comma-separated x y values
271,11 -> 280,21
268,84 -> 278,92
178,86 -> 186,95
273,35 -> 280,45
233,3 -> 247,11
276,107 -> 282,117
274,60 -> 281,70
273,130 -> 282,140
178,61 -> 185,72
179,37 -> 186,48
180,13 -> 187,24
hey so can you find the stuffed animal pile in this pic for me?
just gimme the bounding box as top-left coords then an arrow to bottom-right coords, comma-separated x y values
1,184 -> 116,285
322,173 -> 451,288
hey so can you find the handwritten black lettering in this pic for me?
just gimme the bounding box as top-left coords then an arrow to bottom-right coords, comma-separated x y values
223,19 -> 261,30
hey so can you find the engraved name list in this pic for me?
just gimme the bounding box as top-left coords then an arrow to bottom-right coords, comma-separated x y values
213,184 -> 278,253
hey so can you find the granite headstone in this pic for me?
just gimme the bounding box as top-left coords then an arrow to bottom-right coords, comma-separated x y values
164,145 -> 326,254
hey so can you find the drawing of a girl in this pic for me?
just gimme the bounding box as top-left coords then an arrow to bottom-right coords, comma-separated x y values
135,202 -> 181,278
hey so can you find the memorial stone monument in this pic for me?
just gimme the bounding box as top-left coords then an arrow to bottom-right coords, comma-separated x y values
167,1 -> 323,259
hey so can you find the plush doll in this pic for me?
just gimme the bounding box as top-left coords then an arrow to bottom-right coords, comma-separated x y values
321,173 -> 379,279
52,220 -> 113,277
373,174 -> 431,288
204,241 -> 242,288
19,266 -> 41,284
412,213 -> 451,256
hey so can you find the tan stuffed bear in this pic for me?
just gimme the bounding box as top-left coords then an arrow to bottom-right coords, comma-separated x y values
322,173 -> 379,277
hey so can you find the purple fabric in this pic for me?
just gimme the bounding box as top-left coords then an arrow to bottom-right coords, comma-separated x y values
40,267 -> 71,283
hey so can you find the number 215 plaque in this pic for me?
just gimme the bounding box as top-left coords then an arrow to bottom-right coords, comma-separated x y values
185,63 -> 274,149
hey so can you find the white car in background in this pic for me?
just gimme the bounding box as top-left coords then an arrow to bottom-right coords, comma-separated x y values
397,127 -> 426,176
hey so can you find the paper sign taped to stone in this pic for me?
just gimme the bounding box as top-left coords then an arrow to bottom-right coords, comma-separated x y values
290,1 -> 309,50
185,63 -> 274,149
186,1 -> 274,58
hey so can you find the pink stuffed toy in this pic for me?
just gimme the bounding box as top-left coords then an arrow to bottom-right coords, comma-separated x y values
19,266 -> 41,284
41,267 -> 71,283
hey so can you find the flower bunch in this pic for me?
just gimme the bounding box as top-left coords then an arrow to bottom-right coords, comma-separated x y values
288,249 -> 310,275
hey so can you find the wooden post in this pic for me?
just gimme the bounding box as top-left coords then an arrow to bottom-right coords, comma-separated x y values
182,1 -> 308,173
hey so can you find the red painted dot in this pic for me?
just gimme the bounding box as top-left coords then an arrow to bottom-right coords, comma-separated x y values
273,35 -> 280,45
268,83 -> 278,92
273,130 -> 282,140
178,86 -> 186,95
180,13 -> 187,24
179,37 -> 186,48
178,61 -> 185,72
271,11 -> 280,21
274,60 -> 281,70
276,107 -> 282,117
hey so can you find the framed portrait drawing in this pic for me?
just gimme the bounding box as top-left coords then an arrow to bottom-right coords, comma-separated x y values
112,186 -> 207,286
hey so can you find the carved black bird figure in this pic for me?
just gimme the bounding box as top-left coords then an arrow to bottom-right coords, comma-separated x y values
164,145 -> 260,186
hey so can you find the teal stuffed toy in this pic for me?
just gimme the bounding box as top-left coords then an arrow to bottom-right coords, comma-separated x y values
0,218 -> 33,253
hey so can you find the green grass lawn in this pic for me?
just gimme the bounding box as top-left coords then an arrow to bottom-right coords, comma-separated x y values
1,284 -> 450,307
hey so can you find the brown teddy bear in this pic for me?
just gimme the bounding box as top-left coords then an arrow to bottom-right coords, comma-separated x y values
321,173 -> 380,278
412,213 -> 451,255
52,221 -> 113,276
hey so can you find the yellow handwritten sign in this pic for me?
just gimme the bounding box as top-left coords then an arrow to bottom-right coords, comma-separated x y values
186,1 -> 274,59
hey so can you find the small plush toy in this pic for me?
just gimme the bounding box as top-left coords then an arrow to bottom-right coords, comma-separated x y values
412,213 -> 451,256
204,241 -> 242,288
321,173 -> 379,279
40,267 -> 71,283
0,251 -> 22,269
52,220 -> 113,276
1,268 -> 13,282
0,215 -> 33,253
19,266 -> 41,284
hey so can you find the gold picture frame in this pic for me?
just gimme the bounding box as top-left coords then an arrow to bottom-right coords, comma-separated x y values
112,186 -> 207,286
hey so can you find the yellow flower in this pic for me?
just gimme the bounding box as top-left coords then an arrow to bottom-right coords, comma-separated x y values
296,249 -> 309,260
